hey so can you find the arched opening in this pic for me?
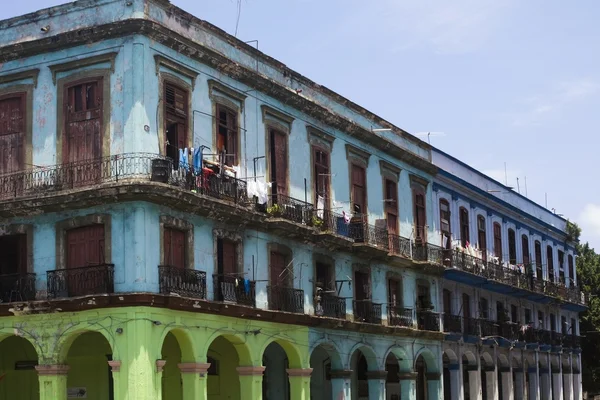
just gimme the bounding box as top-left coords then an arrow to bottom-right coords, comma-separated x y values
349,346 -> 377,400
0,336 -> 39,399
524,359 -> 531,400
443,353 -> 451,400
385,353 -> 400,398
480,353 -> 494,400
161,332 -> 183,400
66,332 -> 113,400
512,356 -> 522,400
442,349 -> 458,400
310,343 -> 343,400
415,355 -> 427,400
462,352 -> 477,400
497,354 -> 509,400
263,342 -> 290,400
550,355 -> 560,400
206,336 -> 245,399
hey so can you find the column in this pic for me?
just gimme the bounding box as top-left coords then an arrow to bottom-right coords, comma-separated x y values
426,372 -> 441,400
36,365 -> 69,400
562,370 -> 573,400
499,368 -> 513,400
178,362 -> 211,400
330,370 -> 352,400
237,366 -> 265,400
287,368 -> 312,400
528,368 -> 540,400
513,368 -> 524,400
365,370 -> 387,400
573,370 -> 582,400
552,368 -> 563,400
448,365 -> 461,400
539,369 -> 551,400
108,361 -> 122,400
467,368 -> 480,400
398,372 -> 417,400
483,368 -> 497,400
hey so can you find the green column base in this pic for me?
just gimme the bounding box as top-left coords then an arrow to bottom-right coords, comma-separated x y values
237,366 -> 265,400
36,365 -> 69,400
287,368 -> 313,400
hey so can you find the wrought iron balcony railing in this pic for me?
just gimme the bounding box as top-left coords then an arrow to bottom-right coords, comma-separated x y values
0,273 -> 36,303
388,234 -> 412,258
353,300 -> 383,324
348,218 -> 389,250
158,265 -> 206,299
47,264 -> 114,299
442,313 -> 462,333
316,292 -> 346,319
388,306 -> 413,327
479,318 -> 500,337
499,322 -> 520,341
417,310 -> 440,331
464,317 -> 480,336
212,274 -> 255,307
262,194 -> 314,226
267,286 -> 304,314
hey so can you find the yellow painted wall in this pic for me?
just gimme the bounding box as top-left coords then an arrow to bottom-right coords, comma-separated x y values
207,336 -> 241,399
0,336 -> 39,400
66,332 -> 113,400
162,332 -> 183,400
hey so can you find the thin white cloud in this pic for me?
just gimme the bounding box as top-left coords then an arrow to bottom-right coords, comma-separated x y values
577,203 -> 600,248
511,78 -> 599,127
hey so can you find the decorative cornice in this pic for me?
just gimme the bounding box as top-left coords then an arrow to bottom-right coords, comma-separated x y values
178,362 -> 211,376
154,55 -> 199,90
208,79 -> 247,103
108,360 -> 121,372
286,368 -> 313,377
156,359 -> 167,373
409,174 -> 429,189
236,366 -> 266,376
345,143 -> 370,166
0,68 -> 40,88
35,365 -> 70,376
48,52 -> 117,84
379,160 -> 401,181
306,126 -> 335,150
261,104 -> 294,126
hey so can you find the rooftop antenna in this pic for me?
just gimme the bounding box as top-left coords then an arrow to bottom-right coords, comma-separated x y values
414,132 -> 446,145
524,176 -> 528,198
504,162 -> 508,186
545,192 -> 548,208
516,177 -> 520,194
234,0 -> 242,37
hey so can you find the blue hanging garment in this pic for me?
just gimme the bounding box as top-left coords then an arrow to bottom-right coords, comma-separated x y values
244,279 -> 250,294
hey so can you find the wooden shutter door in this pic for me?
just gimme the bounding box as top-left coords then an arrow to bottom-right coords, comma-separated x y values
272,130 -> 288,196
225,109 -> 237,166
0,94 -> 25,175
388,280 -> 398,306
65,80 -> 103,163
164,227 -> 185,269
270,251 -> 286,286
351,165 -> 365,214
221,240 -> 237,275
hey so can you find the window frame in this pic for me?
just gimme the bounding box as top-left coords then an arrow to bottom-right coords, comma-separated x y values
522,235 -> 530,265
508,228 -> 517,265
0,91 -> 28,175
493,222 -> 502,261
163,81 -> 190,167
477,215 -> 487,261
159,215 -> 194,270
459,207 -> 470,247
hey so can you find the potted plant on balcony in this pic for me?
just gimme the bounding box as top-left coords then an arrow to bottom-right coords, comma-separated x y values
266,204 -> 283,217
311,215 -> 324,230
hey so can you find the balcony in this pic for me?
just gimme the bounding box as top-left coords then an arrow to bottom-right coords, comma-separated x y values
267,286 -> 304,314
417,310 -> 440,331
388,306 -> 413,327
0,273 -> 36,303
479,319 -> 500,337
47,264 -> 114,298
348,219 -> 389,251
316,293 -> 346,319
413,243 -> 444,264
262,194 -> 314,225
158,266 -> 206,299
443,313 -> 463,333
212,274 -> 255,307
388,234 -> 412,258
464,317 -> 480,336
499,322 -> 520,341
353,300 -> 383,324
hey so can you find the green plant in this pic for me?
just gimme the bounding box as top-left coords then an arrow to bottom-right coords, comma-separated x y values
266,204 -> 282,216
312,216 -> 324,228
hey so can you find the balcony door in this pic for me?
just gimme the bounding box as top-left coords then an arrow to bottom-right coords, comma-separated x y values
0,93 -> 25,175
66,224 -> 105,296
164,227 -> 186,269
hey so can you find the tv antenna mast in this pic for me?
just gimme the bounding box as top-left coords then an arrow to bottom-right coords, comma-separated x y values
414,131 -> 446,145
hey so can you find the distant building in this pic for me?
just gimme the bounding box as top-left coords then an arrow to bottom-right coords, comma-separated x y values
0,1 -> 584,399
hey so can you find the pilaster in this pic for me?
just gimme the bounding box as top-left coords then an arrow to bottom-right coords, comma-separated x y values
237,366 -> 265,400
36,365 -> 69,400
287,368 -> 312,400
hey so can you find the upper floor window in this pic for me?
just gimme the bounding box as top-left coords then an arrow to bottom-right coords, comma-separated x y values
568,255 -> 575,286
459,207 -> 470,247
439,199 -> 450,249
510,304 -> 518,323
479,297 -> 489,319
462,293 -> 471,318
477,215 -> 487,261
550,313 -> 556,332
351,164 -> 367,215
571,317 -> 576,336
561,316 -> 568,334
313,147 -> 330,210
384,179 -> 399,238
547,245 -> 555,282
493,222 -> 502,261
443,289 -> 452,314
388,278 -> 403,308
354,269 -> 371,301
164,83 -> 188,168
164,226 -> 186,269
268,127 -> 288,198
524,308 -> 532,325
538,311 -> 544,328
0,93 -> 25,174
269,250 -> 292,287
413,188 -> 426,244
558,250 -> 565,283
64,79 -> 103,163
534,240 -> 542,279
216,103 -> 238,166
508,229 -> 516,265
216,238 -> 238,276
315,261 -> 334,292
0,233 -> 27,276
522,235 -> 530,265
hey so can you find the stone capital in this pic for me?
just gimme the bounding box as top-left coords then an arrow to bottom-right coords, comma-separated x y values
398,372 -> 418,380
330,369 -> 353,379
108,360 -> 121,372
156,360 -> 167,373
236,366 -> 266,376
286,368 -> 313,377
35,365 -> 70,376
178,362 -> 211,376
366,370 -> 389,380
426,372 -> 441,380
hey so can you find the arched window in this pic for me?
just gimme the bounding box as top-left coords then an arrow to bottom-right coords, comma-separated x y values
493,222 -> 502,261
477,215 -> 487,261
440,199 -> 451,249
459,207 -> 470,247
522,235 -> 530,265
508,229 -> 516,265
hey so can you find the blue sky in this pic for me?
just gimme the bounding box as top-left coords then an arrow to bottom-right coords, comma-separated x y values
3,1 -> 600,247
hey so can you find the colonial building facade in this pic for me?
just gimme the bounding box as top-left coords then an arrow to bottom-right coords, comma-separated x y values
0,1 -> 584,400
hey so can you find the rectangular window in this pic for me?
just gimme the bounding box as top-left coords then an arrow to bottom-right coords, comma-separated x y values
313,147 -> 330,209
388,279 -> 402,307
535,241 -> 543,279
0,93 -> 25,174
568,255 -> 575,285
164,83 -> 188,168
217,238 -> 237,275
479,297 -> 489,319
550,313 -> 556,332
493,222 -> 502,261
439,199 -> 450,234
413,188 -> 426,243
511,304 -> 518,323
351,164 -> 366,215
558,250 -> 565,283
561,316 -> 568,334
522,235 -> 530,265
315,262 -> 334,291
269,128 -> 288,197
508,229 -> 516,265
354,270 -> 371,301
385,179 -> 398,235
66,225 -> 105,268
216,103 -> 238,166
496,301 -> 505,321
571,318 -> 576,335
524,309 -> 531,324
270,251 -> 290,286
65,79 -> 103,163
547,246 -> 555,282
538,311 -> 544,328
443,289 -> 452,313
462,293 -> 471,317
459,207 -> 470,247
163,227 -> 186,269
477,216 -> 487,261
0,234 -> 27,275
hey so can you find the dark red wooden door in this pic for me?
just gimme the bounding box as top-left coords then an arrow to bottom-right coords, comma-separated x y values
270,129 -> 288,197
64,79 -> 103,163
66,225 -> 105,296
0,94 -> 25,175
314,148 -> 330,208
164,227 -> 185,269
220,239 -> 237,275
414,191 -> 426,243
351,164 -> 366,215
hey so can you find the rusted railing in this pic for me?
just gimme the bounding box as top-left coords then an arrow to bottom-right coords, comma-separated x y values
212,274 -> 255,307
443,314 -> 462,333
0,273 -> 36,303
158,265 -> 206,299
263,194 -> 314,225
267,286 -> 304,314
353,300 -> 383,324
47,264 -> 114,298
417,310 -> 440,331
388,306 -> 413,327
348,219 -> 389,250
318,293 -> 346,319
